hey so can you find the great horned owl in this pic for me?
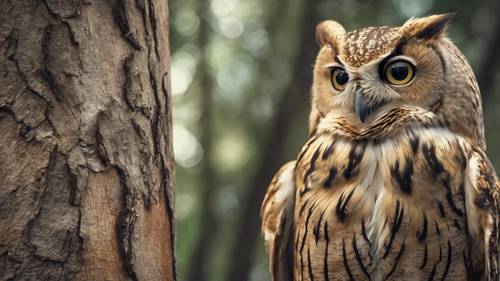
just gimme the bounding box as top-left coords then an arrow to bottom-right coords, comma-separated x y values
261,14 -> 500,281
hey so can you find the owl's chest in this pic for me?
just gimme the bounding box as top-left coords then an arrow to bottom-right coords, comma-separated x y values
293,129 -> 471,280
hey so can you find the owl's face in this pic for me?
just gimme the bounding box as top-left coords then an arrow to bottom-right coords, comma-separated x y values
310,14 -> 485,148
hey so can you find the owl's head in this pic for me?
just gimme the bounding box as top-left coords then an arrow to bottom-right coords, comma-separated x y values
310,14 -> 485,149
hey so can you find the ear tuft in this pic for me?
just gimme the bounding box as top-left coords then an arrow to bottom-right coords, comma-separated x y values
401,13 -> 455,41
315,20 -> 346,52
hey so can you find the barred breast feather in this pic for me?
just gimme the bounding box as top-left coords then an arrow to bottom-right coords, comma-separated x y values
262,122 -> 499,281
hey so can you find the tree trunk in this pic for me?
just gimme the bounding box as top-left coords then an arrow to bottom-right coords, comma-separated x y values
0,1 -> 175,281
186,2 -> 217,280
225,2 -> 318,280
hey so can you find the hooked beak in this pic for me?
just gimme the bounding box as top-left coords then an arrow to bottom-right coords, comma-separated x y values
355,90 -> 385,123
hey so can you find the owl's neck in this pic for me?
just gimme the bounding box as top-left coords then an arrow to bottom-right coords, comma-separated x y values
316,105 -> 439,140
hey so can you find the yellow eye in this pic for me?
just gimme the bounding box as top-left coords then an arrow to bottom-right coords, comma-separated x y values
330,67 -> 349,91
384,60 -> 415,85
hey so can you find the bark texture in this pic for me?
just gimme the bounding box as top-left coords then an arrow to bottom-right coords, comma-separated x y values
0,1 -> 175,280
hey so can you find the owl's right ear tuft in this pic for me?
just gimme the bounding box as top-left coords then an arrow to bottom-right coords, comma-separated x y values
401,13 -> 455,41
315,20 -> 346,52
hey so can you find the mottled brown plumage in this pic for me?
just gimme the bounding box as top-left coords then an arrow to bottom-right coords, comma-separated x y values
261,14 -> 499,281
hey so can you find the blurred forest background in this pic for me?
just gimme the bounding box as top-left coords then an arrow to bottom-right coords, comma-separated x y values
169,0 -> 500,280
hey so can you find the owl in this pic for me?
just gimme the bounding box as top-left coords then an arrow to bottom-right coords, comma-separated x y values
261,14 -> 500,281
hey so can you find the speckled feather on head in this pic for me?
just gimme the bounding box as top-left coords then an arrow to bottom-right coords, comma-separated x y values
342,26 -> 399,67
262,14 -> 500,281
317,14 -> 454,68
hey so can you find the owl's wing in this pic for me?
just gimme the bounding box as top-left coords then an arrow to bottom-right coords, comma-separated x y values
465,149 -> 500,280
261,161 -> 296,281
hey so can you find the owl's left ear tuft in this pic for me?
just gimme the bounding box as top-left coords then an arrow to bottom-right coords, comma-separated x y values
401,13 -> 455,41
315,20 -> 346,52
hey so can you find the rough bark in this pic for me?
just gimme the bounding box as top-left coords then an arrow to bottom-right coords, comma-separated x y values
0,1 -> 175,281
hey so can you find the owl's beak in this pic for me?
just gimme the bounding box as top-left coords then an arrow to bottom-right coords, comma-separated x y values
355,90 -> 385,123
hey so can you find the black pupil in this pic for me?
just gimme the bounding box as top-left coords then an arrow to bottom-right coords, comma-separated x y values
390,62 -> 409,80
335,70 -> 348,85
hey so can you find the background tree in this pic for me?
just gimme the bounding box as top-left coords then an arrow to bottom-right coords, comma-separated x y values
0,1 -> 175,280
186,1 -> 218,280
